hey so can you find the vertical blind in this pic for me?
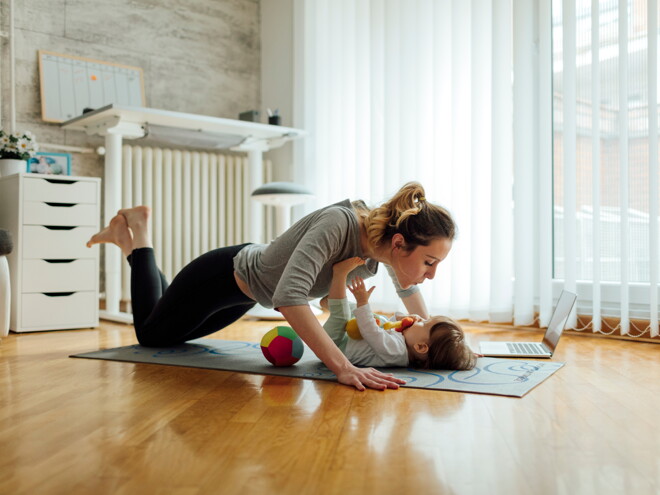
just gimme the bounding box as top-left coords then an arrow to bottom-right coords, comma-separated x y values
553,0 -> 659,337
293,0 -> 516,322
292,0 -> 659,337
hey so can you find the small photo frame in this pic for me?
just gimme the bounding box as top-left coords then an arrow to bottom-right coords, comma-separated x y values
26,152 -> 72,175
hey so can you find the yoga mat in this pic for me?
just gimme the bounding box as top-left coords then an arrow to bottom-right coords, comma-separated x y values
71,338 -> 564,397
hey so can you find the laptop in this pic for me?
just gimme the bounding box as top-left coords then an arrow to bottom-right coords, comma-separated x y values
479,290 -> 577,358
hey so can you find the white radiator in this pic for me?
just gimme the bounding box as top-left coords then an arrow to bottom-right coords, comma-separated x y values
119,145 -> 272,303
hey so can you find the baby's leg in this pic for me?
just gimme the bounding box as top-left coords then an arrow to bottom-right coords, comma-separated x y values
322,298 -> 353,350
328,256 -> 364,300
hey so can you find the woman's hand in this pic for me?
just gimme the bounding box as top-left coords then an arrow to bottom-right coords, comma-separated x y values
279,304 -> 406,391
335,363 -> 407,391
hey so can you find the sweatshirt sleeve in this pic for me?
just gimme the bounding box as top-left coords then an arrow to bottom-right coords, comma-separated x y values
271,208 -> 348,308
384,264 -> 420,299
353,304 -> 408,363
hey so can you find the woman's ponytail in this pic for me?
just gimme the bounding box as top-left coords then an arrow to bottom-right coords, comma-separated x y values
360,182 -> 455,251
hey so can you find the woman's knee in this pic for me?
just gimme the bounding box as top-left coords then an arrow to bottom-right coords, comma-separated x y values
135,333 -> 167,347
134,324 -> 180,347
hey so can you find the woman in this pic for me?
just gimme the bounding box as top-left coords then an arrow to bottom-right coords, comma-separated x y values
87,182 -> 456,391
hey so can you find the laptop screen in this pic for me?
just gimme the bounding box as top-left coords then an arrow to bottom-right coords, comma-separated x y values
542,291 -> 577,351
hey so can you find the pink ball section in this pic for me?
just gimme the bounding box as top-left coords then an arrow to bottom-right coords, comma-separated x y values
260,326 -> 304,367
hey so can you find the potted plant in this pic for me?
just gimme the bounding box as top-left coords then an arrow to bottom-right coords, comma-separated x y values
0,129 -> 38,176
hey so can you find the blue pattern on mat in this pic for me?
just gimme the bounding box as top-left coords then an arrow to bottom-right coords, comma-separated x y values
71,338 -> 564,397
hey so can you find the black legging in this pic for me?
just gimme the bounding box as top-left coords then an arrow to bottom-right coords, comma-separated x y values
127,244 -> 255,347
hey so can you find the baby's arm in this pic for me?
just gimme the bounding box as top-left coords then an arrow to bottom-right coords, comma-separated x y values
347,276 -> 375,307
349,277 -> 407,361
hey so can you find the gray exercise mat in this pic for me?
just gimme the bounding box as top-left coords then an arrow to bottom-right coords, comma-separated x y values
71,338 -> 564,397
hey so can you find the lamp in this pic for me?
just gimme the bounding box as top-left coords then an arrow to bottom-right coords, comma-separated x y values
251,182 -> 314,233
248,182 -> 319,319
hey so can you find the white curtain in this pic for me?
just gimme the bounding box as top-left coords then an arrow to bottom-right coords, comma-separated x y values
290,0 -> 659,336
294,0 -> 580,326
293,0 -> 524,322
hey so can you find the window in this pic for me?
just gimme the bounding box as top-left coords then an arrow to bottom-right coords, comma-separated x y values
552,0 -> 658,323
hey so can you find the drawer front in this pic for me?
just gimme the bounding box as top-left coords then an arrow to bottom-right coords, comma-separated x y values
20,291 -> 97,329
23,201 -> 98,227
22,259 -> 97,292
23,177 -> 98,204
22,225 -> 98,259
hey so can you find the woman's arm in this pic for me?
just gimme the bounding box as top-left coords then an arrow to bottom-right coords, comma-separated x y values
279,305 -> 406,391
400,290 -> 430,319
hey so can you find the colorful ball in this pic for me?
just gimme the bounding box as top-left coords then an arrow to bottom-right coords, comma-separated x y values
260,326 -> 304,367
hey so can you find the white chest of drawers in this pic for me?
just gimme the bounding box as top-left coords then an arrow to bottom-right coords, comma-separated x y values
0,173 -> 101,332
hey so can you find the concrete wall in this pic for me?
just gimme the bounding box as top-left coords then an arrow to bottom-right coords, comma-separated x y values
0,0 -> 261,177
260,0 -> 294,182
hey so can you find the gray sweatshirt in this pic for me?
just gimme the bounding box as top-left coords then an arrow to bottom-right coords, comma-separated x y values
233,199 -> 419,309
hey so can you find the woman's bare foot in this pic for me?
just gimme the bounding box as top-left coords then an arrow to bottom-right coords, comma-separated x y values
118,206 -> 152,249
118,205 -> 151,228
86,214 -> 133,256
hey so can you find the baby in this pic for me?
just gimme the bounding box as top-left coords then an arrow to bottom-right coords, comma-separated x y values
322,257 -> 476,370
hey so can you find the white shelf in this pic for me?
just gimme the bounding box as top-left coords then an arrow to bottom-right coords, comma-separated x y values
61,104 -> 305,152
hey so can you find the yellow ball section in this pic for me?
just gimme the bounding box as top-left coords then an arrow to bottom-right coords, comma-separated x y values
345,318 -> 362,340
346,315 -> 415,340
345,315 -> 387,340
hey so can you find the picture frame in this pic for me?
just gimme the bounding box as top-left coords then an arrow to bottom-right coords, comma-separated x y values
26,152 -> 72,175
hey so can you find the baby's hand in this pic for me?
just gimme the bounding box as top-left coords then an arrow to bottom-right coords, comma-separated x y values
333,256 -> 365,276
347,276 -> 375,307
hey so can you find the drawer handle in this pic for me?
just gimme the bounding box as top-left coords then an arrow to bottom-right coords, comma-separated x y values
42,292 -> 75,297
45,202 -> 77,208
45,179 -> 78,185
43,259 -> 75,264
43,225 -> 76,231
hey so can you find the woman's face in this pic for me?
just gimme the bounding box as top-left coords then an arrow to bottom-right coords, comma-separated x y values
390,235 -> 452,289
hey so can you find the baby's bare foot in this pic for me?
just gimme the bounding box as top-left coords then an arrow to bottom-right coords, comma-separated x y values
86,214 -> 133,255
332,256 -> 365,276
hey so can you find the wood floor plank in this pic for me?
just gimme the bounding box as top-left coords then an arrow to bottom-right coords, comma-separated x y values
0,318 -> 658,494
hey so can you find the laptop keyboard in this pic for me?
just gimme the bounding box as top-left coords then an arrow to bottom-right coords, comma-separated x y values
506,342 -> 547,355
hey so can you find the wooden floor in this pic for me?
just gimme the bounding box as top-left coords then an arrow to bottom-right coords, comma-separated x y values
1,315 -> 658,495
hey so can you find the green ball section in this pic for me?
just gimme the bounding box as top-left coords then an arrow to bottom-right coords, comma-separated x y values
276,326 -> 299,341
